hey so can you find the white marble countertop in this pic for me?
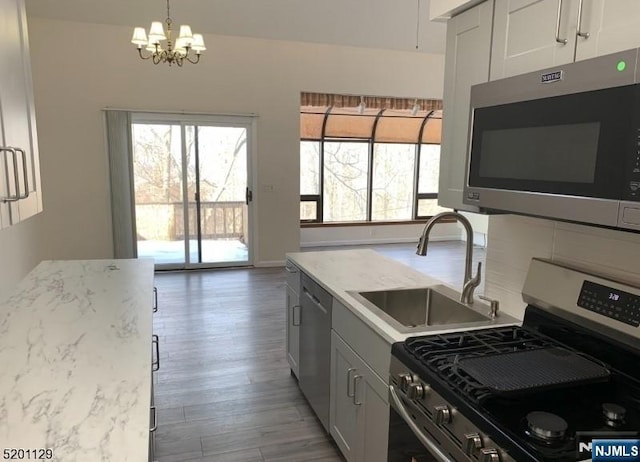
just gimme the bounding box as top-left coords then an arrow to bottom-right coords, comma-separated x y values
0,259 -> 155,462
287,249 -> 519,343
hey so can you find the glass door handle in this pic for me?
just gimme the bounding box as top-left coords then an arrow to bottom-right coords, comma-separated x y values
246,187 -> 253,205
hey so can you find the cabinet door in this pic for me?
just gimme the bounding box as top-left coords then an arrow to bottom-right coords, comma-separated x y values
575,0 -> 640,61
438,0 -> 494,211
285,285 -> 300,378
490,0 -> 578,80
355,369 -> 389,462
330,331 -> 361,462
0,0 -> 42,225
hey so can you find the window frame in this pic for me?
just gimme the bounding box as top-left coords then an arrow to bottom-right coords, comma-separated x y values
300,108 -> 443,224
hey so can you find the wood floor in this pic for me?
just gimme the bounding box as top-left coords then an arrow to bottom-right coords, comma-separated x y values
152,241 -> 486,462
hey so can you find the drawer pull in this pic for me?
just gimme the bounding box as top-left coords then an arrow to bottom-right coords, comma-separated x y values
152,335 -> 160,371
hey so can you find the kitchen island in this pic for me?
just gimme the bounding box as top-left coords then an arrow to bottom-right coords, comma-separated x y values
0,259 -> 155,462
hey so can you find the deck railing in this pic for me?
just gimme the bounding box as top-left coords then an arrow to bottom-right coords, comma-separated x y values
136,201 -> 246,241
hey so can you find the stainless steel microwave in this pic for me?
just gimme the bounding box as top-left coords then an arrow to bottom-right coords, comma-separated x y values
464,48 -> 640,232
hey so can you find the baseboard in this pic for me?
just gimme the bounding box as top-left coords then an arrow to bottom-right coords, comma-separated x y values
255,260 -> 286,267
300,235 -> 461,248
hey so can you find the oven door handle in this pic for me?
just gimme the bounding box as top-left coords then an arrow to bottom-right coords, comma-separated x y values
389,385 -> 455,462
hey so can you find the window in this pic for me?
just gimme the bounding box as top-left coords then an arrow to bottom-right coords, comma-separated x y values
300,93 -> 448,223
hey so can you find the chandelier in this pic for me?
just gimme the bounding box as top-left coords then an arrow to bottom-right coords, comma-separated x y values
131,0 -> 206,66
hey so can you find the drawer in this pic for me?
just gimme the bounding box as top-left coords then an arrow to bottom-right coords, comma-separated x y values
332,298 -> 391,382
285,259 -> 300,294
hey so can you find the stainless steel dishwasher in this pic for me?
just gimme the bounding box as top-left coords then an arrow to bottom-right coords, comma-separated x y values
298,272 -> 333,432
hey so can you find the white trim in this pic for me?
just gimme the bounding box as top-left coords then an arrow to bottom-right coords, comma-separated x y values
104,107 -> 258,118
300,235 -> 459,248
255,260 -> 286,267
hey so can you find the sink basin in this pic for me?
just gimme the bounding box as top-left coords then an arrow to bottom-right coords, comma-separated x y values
348,285 -> 493,333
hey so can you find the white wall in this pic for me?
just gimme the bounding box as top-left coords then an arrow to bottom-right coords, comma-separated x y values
12,18 -> 445,275
301,222 -> 462,247
484,215 -> 640,320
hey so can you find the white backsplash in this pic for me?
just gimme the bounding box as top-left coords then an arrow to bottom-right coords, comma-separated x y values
484,214 -> 640,319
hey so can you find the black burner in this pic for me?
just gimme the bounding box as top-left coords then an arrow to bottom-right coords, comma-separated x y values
603,402 -> 627,426
525,411 -> 568,441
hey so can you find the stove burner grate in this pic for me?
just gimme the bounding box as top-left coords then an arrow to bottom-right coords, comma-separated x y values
404,326 -> 606,403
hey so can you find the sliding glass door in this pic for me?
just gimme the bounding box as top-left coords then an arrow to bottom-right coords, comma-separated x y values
131,114 -> 253,269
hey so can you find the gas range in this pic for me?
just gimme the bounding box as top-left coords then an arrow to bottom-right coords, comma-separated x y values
388,259 -> 640,462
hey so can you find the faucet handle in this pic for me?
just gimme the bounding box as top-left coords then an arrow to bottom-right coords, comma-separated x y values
478,295 -> 499,319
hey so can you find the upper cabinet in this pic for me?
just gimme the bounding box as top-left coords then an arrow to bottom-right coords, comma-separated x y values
491,0 -> 640,80
574,0 -> 640,61
491,0 -> 578,79
0,0 -> 43,229
438,0 -> 494,211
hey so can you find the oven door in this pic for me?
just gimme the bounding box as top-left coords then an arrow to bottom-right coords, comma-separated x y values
387,385 -> 451,462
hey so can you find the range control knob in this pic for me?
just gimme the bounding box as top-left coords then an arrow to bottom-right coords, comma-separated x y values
480,448 -> 501,462
434,405 -> 452,425
398,373 -> 413,391
407,382 -> 425,400
464,433 -> 483,455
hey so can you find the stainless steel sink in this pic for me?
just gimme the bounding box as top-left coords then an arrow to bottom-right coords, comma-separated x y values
348,285 -> 494,333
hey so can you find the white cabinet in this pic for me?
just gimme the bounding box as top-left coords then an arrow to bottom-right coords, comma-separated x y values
491,0 -> 640,80
574,0 -> 640,61
0,0 -> 43,228
330,331 -> 388,462
285,260 -> 301,377
491,0 -> 578,80
438,0 -> 494,211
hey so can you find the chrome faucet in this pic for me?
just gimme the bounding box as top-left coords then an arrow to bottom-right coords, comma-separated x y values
416,211 -> 481,304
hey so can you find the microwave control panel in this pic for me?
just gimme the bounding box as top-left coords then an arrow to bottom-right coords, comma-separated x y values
630,128 -> 640,200
578,280 -> 640,327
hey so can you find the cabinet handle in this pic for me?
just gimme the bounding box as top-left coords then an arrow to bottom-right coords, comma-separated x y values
153,287 -> 158,313
353,375 -> 363,405
284,265 -> 298,273
347,368 -> 357,397
292,305 -> 301,326
576,0 -> 590,38
0,147 -> 19,202
150,405 -> 158,432
14,148 -> 29,199
555,0 -> 568,44
152,334 -> 160,371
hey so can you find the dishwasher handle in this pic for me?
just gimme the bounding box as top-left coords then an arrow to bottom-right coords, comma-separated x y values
303,287 -> 328,314
389,385 -> 454,462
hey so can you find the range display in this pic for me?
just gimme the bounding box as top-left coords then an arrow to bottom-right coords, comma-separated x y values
578,280 -> 640,327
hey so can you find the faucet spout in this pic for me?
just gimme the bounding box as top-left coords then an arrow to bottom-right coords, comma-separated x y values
416,211 -> 481,304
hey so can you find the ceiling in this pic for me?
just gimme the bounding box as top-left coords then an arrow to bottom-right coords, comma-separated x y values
25,0 -> 447,54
